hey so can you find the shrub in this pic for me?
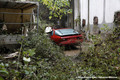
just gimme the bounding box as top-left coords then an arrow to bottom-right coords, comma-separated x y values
76,27 -> 120,77
0,28 -> 78,80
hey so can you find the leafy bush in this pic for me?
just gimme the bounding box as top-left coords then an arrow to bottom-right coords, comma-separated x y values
21,29 -> 77,79
0,26 -> 119,80
24,29 -> 64,61
76,27 -> 120,77
0,28 -> 78,80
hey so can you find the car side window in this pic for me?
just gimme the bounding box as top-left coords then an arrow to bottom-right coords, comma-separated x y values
51,31 -> 54,35
55,31 -> 58,35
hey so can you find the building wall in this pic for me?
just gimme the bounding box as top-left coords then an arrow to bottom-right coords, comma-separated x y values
105,0 -> 120,23
73,0 -> 120,31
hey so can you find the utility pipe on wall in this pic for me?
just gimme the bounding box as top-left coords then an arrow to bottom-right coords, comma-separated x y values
37,2 -> 39,31
78,0 -> 81,31
88,0 -> 90,34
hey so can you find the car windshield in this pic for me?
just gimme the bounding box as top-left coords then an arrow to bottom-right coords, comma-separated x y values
55,29 -> 79,36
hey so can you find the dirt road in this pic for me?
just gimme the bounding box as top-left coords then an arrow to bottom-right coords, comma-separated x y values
64,42 -> 93,56
64,46 -> 80,56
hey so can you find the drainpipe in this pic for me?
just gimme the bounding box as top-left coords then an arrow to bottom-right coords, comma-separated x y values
78,0 -> 81,32
73,0 -> 74,29
103,0 -> 106,23
88,0 -> 90,34
37,2 -> 39,32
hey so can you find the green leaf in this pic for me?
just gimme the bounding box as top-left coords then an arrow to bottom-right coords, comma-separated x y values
25,70 -> 29,75
41,0 -> 70,19
28,49 -> 36,56
49,16 -> 52,20
118,48 -> 120,52
21,36 -> 25,39
0,76 -> 4,80
0,69 -> 9,74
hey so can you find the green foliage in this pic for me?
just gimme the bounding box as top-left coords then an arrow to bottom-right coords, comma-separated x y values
118,48 -> 120,53
1,24 -> 119,79
0,63 -> 9,74
0,76 -> 4,80
76,27 -> 120,77
23,48 -> 36,57
101,24 -> 111,32
0,63 -> 9,80
0,28 -> 78,80
39,0 -> 72,19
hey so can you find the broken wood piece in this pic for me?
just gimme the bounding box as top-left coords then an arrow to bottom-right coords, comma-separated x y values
4,52 -> 19,59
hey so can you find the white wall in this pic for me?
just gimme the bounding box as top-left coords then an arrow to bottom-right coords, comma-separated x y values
80,0 -> 88,24
74,0 -> 120,27
89,0 -> 104,24
80,0 -> 104,25
105,0 -> 120,23
74,0 -> 79,20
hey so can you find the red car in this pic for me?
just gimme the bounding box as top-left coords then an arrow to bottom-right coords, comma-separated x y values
49,28 -> 83,46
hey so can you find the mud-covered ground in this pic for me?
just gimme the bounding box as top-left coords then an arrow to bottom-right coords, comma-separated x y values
64,42 -> 93,56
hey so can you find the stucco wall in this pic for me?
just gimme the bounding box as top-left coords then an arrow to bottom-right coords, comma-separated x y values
105,0 -> 120,23
74,0 -> 120,29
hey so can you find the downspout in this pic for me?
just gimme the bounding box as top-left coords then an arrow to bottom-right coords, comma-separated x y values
73,0 -> 74,29
37,2 -> 39,31
103,0 -> 106,23
88,0 -> 90,34
78,0 -> 81,32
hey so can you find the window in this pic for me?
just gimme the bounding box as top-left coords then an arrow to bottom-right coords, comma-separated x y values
82,19 -> 86,27
93,16 -> 98,25
55,29 -> 79,36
